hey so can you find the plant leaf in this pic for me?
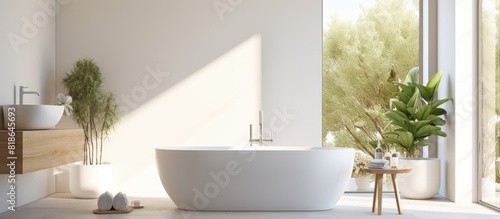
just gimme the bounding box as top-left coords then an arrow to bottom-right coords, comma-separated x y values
416,84 -> 433,102
399,132 -> 414,149
435,130 -> 447,137
426,71 -> 443,100
415,104 -> 431,121
430,98 -> 453,109
431,107 -> 447,116
411,120 -> 431,130
405,67 -> 419,84
407,107 -> 416,117
384,137 -> 405,148
385,111 -> 406,124
394,128 -> 409,132
407,90 -> 419,108
385,111 -> 412,130
415,125 -> 440,138
390,110 -> 410,120
398,83 -> 416,97
395,92 -> 410,103
384,131 -> 399,136
416,139 -> 432,147
427,115 -> 446,126
392,100 -> 408,114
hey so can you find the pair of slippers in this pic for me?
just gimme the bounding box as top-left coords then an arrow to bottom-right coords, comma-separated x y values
97,191 -> 129,211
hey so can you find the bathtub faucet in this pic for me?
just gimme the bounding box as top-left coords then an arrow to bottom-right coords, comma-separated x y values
249,110 -> 273,146
20,86 -> 40,105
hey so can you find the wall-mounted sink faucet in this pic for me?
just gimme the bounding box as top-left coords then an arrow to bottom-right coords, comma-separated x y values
249,110 -> 273,146
19,86 -> 40,105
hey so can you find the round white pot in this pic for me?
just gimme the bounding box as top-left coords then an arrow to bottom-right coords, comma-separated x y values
355,175 -> 371,191
397,158 -> 440,199
69,163 -> 112,199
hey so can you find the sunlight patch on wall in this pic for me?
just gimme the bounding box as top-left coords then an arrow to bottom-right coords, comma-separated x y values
107,35 -> 262,193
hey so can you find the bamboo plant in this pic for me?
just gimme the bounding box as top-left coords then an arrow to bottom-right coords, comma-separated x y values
383,67 -> 453,157
63,58 -> 119,165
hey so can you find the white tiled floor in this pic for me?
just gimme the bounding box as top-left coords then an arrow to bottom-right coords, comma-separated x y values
0,193 -> 498,219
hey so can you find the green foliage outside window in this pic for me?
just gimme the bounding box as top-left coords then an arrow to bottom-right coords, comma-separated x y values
323,0 -> 419,157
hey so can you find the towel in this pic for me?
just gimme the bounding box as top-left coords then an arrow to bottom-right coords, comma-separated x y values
369,159 -> 390,169
112,192 -> 129,211
97,191 -> 114,211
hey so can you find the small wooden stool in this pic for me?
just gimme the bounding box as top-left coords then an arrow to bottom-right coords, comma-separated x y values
363,167 -> 412,215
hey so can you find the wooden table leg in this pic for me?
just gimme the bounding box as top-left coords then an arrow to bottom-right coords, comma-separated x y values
391,174 -> 403,215
377,174 -> 383,215
372,174 -> 378,213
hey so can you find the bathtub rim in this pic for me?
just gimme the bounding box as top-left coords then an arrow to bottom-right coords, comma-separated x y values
155,146 -> 354,152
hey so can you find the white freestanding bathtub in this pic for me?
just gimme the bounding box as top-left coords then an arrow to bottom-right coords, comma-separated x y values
155,146 -> 354,211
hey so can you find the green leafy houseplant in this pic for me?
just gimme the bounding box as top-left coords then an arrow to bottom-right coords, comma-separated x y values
383,67 -> 453,157
63,58 -> 119,165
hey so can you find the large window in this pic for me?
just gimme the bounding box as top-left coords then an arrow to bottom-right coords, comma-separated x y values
480,0 -> 500,210
322,0 -> 419,157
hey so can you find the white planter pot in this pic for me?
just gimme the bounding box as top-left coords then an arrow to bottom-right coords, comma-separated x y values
398,158 -> 440,199
69,163 -> 112,198
355,175 -> 371,191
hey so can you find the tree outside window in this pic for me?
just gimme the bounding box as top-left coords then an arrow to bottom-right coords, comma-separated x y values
323,0 -> 419,158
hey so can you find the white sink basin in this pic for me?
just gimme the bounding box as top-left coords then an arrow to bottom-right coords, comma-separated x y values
2,105 -> 64,130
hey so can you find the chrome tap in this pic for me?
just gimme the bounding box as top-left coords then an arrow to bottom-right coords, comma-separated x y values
20,86 -> 40,105
249,110 -> 273,146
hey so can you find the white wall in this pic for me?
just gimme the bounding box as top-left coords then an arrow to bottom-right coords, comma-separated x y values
437,0 -> 478,202
0,0 -> 59,213
56,0 -> 322,194
0,0 -> 57,105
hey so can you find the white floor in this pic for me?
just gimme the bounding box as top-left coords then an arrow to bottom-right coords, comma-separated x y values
0,193 -> 498,219
482,192 -> 500,208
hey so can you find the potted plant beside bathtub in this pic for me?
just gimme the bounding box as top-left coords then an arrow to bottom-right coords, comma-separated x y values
63,58 -> 119,198
383,67 -> 452,199
352,150 -> 372,191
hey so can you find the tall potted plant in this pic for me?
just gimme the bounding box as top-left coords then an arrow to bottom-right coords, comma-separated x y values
383,67 -> 452,199
63,58 -> 119,198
